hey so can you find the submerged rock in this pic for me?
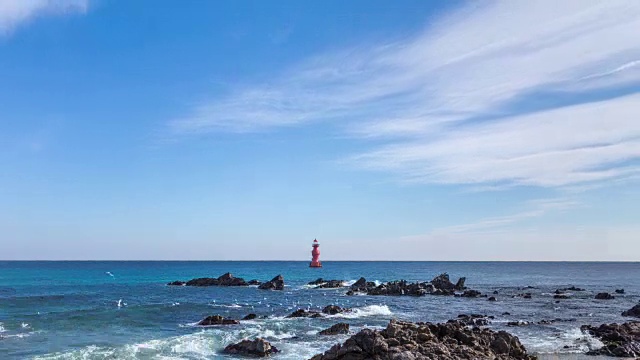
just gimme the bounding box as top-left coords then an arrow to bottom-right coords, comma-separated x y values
319,323 -> 350,335
286,309 -> 322,318
258,275 -> 284,291
169,273 -> 248,287
615,288 -> 625,294
553,294 -> 569,299
242,313 -> 257,320
308,278 -> 345,288
595,292 -> 615,300
322,305 -> 350,315
581,321 -> 640,358
197,315 -> 240,326
623,304 -> 640,318
247,279 -> 262,285
309,319 -> 536,360
167,281 -> 185,286
224,338 -> 279,357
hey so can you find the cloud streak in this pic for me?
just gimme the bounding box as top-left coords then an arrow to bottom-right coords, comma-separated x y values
171,0 -> 640,189
0,0 -> 88,35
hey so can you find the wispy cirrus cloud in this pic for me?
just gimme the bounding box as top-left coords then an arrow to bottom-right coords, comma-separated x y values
170,0 -> 640,190
0,0 -> 88,35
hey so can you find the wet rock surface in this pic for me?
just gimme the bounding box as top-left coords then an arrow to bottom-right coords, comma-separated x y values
581,321 -> 640,358
319,323 -> 350,335
622,304 -> 640,318
168,273 -> 248,287
346,273 -> 476,297
308,278 -> 346,288
197,315 -> 240,326
258,275 -> 284,291
223,338 -> 279,357
322,305 -> 350,315
309,319 -> 536,360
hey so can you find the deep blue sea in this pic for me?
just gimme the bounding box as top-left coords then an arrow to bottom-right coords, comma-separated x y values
1,261 -> 639,359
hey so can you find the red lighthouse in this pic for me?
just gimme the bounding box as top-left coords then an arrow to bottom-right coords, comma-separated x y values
310,239 -> 322,268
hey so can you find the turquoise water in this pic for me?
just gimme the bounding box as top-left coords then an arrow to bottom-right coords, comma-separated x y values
1,261 -> 639,359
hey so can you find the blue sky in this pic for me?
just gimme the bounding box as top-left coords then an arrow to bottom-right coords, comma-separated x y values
1,0 -> 639,260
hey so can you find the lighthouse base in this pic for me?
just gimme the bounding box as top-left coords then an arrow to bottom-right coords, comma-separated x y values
309,261 -> 322,268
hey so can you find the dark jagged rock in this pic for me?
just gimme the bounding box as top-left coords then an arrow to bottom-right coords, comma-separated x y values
554,289 -> 565,294
170,273 -> 248,287
582,322 -> 640,357
347,274 -> 476,297
322,305 -> 350,315
615,288 -> 625,294
224,338 -> 279,357
197,315 -> 240,326
319,323 -> 350,335
623,304 -> 640,318
258,275 -> 284,291
453,314 -> 493,327
287,309 -> 322,318
595,292 -> 615,300
167,281 -> 185,286
507,321 -> 531,327
309,319 -> 536,360
247,280 -> 262,285
488,296 -> 497,301
242,313 -> 257,320
460,289 -> 482,298
308,278 -> 346,288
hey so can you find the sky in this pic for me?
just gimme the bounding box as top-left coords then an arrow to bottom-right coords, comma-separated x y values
1,0 -> 639,261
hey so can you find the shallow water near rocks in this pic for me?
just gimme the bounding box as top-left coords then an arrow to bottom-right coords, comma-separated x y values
1,261 -> 638,359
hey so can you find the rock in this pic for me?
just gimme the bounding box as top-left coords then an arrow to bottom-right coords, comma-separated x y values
493,290 -> 499,294
455,277 -> 466,290
581,321 -> 640,358
197,315 -> 240,326
308,278 -> 326,285
502,312 -> 511,316
247,280 -> 262,285
453,314 -> 492,327
461,289 -> 482,298
558,286 -> 585,292
553,294 -> 569,299
287,309 -> 321,318
309,319 -> 535,360
347,274 -> 476,298
623,304 -> 640,318
167,281 -> 185,286
319,323 -> 350,335
488,296 -> 497,301
258,275 -> 284,291
172,273 -> 249,287
507,321 -> 530,327
224,338 -> 279,357
615,288 -> 625,294
242,313 -> 257,320
595,292 -> 615,300
513,293 -> 532,299
322,305 -> 350,315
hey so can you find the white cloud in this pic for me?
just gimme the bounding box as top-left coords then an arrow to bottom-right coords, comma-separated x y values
171,1 -> 640,189
0,0 -> 88,35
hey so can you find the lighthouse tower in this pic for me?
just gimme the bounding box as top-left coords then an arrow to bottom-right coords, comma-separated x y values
310,239 -> 322,268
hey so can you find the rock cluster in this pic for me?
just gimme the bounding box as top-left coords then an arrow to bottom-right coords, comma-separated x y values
168,272 -> 248,287
581,321 -> 640,358
346,273 -> 473,297
451,314 -> 493,327
197,315 -> 240,326
309,319 -> 536,360
286,305 -> 350,318
319,323 -> 350,335
258,275 -> 285,291
308,278 -> 346,288
242,313 -> 257,320
223,338 -> 279,357
622,304 -> 640,318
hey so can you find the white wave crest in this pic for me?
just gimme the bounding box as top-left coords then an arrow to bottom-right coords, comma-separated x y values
335,304 -> 393,319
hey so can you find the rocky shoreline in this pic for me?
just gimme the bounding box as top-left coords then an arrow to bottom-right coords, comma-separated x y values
164,272 -> 640,358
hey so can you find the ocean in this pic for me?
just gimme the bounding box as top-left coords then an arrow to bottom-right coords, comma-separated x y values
1,261 -> 638,359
